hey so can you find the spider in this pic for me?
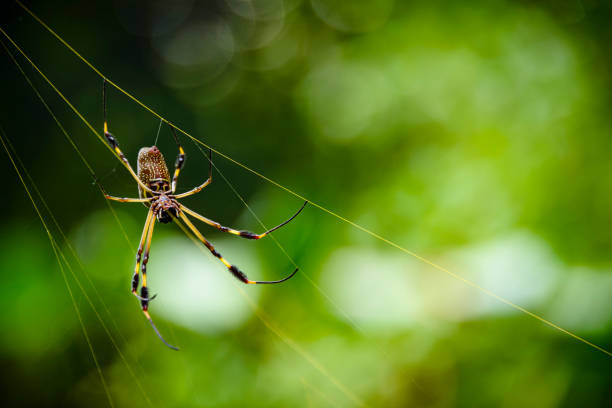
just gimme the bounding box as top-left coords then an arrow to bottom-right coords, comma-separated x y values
99,80 -> 307,350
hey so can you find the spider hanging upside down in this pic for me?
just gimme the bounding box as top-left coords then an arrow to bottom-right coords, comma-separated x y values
98,80 -> 307,350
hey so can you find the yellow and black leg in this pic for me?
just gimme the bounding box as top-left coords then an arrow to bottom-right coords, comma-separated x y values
132,208 -> 154,298
133,210 -> 178,350
106,195 -> 152,203
177,212 -> 298,284
179,201 -> 308,240
170,127 -> 186,193
102,79 -> 155,196
172,147 -> 212,198
92,173 -> 153,204
139,214 -> 156,308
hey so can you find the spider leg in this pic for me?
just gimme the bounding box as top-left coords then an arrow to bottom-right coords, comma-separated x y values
170,127 -> 185,194
172,148 -> 212,199
137,212 -> 178,350
179,201 -> 308,240
102,79 -> 156,196
131,207 -> 154,297
176,212 -> 298,284
139,213 -> 156,307
105,195 -> 153,203
92,174 -> 153,203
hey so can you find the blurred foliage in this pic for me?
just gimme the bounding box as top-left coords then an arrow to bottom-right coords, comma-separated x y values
1,0 -> 612,407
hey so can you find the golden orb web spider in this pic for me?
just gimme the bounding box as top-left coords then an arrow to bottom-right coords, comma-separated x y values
98,80 -> 307,350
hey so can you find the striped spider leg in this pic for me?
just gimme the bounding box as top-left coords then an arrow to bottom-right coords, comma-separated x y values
99,81 -> 307,350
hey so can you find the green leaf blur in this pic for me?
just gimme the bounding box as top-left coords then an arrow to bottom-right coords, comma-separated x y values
1,0 -> 611,407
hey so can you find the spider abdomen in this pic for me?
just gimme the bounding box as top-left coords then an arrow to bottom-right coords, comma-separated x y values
137,146 -> 171,196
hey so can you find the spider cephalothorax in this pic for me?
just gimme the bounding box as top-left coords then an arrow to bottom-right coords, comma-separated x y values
99,80 -> 307,350
150,193 -> 180,224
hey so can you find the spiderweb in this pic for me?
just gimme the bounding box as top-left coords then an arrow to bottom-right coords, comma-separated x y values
1,1 -> 611,407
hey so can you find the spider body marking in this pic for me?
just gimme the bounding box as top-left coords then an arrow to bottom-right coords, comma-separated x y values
150,194 -> 180,224
137,146 -> 179,223
98,80 -> 307,350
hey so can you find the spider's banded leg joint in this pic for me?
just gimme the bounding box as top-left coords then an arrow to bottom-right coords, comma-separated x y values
104,129 -> 118,148
179,200 -> 306,239
239,230 -> 263,239
171,149 -> 212,198
170,127 -> 186,193
140,251 -> 151,306
132,209 -> 153,298
132,250 -> 142,293
177,212 -> 297,285
141,286 -> 150,310
103,130 -> 130,165
131,273 -> 139,294
229,265 -> 255,284
227,229 -> 263,239
174,154 -> 185,169
208,243 -> 253,283
102,126 -> 131,170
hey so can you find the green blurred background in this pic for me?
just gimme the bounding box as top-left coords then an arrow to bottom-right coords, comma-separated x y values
1,0 -> 611,406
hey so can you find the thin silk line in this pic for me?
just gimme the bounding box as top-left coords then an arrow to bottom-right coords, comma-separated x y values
0,129 -> 115,408
0,33 -> 135,247
191,141 -> 365,333
172,217 -> 366,407
0,43 -> 156,406
1,130 -> 155,406
1,28 -> 367,403
300,377 -> 340,408
5,12 -> 363,405
6,142 -> 153,406
154,117 -> 163,146
5,5 -> 612,358
3,135 -> 156,407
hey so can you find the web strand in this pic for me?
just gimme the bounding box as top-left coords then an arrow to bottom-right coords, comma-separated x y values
172,217 -> 365,406
0,42 -> 155,406
190,141 -> 365,333
1,21 -> 368,405
154,117 -> 163,146
0,128 -> 115,408
4,2 -> 612,358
